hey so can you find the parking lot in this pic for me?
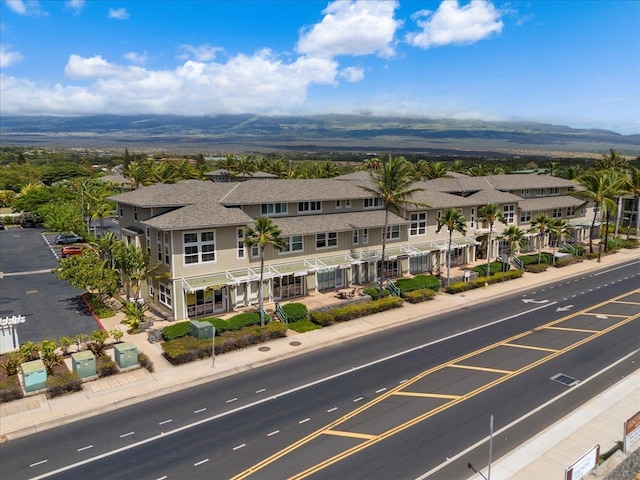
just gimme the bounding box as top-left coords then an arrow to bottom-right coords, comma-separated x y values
0,227 -> 100,344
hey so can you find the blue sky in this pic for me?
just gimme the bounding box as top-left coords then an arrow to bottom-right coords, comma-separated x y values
1,0 -> 638,134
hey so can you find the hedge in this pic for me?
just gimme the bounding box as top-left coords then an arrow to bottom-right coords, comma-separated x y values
0,375 -> 23,403
518,253 -> 553,265
362,287 -> 391,299
402,288 -> 437,303
97,356 -> 118,377
162,336 -> 213,365
554,256 -> 582,268
162,321 -> 191,341
47,372 -> 82,398
310,296 -> 403,326
394,274 -> 440,293
287,319 -> 321,333
472,261 -> 510,277
281,303 -> 309,322
161,313 -> 260,341
444,269 -> 524,293
524,263 -> 549,273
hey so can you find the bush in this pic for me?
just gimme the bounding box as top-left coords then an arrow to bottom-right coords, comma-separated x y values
445,270 -> 524,294
226,312 -> 262,331
363,287 -> 390,300
0,351 -> 24,376
0,375 -> 24,403
402,288 -> 436,303
310,311 -> 335,327
554,256 -> 581,268
312,296 -> 403,325
97,356 -> 118,377
394,274 -> 440,293
83,293 -> 115,318
162,321 -> 191,341
472,262 -> 509,277
288,319 -> 321,333
524,263 -> 549,273
281,303 -> 309,322
162,336 -> 212,365
47,372 -> 82,398
138,352 -> 154,372
584,251 -> 600,260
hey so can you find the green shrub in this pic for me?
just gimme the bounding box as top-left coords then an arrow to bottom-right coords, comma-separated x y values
0,351 -> 24,376
584,251 -> 600,259
315,296 -> 403,324
608,237 -> 639,249
445,270 -> 523,294
138,352 -> 154,372
288,319 -> 322,333
472,262 -> 509,276
394,274 -> 440,293
162,336 -> 212,365
226,312 -> 262,331
47,372 -> 82,398
554,256 -> 581,267
97,356 -> 118,377
214,322 -> 287,354
281,303 -> 309,322
525,263 -> 549,273
82,293 -> 115,318
517,253 -> 553,266
310,311 -> 335,327
0,375 -> 23,403
363,287 -> 390,299
162,321 -> 191,341
402,288 -> 436,303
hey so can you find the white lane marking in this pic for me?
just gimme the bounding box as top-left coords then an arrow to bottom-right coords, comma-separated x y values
353,397 -> 363,403
226,397 -> 238,403
256,388 -> 266,394
299,418 -> 310,424
416,347 -> 640,480
155,476 -> 167,480
376,388 -> 387,393
119,432 -> 134,438
27,301 -> 559,480
399,379 -> 408,384
77,445 -> 93,452
594,259 -> 640,276
30,460 -> 48,467
267,430 -> 280,436
194,458 -> 209,467
194,408 -> 206,414
327,407 -> 338,413
158,419 -> 172,425
233,444 -> 246,451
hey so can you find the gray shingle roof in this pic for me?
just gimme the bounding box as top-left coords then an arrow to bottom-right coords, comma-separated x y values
518,195 -> 585,211
272,210 -> 408,236
141,200 -> 252,230
109,180 -> 236,207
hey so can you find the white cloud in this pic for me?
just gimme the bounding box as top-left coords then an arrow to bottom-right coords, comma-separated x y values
64,54 -> 148,80
124,51 -> 147,64
0,45 -> 23,67
5,0 -> 44,16
65,0 -> 86,14
178,44 -> 223,62
340,66 -> 364,82
406,0 -> 503,49
296,0 -> 400,59
108,7 -> 129,20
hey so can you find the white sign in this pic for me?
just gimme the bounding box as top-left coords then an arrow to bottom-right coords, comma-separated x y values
565,444 -> 600,480
624,411 -> 640,452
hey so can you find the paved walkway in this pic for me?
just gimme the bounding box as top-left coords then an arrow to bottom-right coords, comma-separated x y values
1,249 -> 639,479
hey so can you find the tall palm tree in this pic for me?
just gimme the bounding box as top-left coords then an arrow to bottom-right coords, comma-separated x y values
498,226 -> 527,259
319,160 -> 340,178
600,169 -> 626,251
594,149 -> 629,171
548,218 -> 571,265
573,170 -> 618,254
529,214 -> 553,264
244,217 -> 286,326
233,155 -> 256,180
466,164 -> 488,177
359,155 -> 424,297
152,162 -> 180,184
362,157 -> 381,172
478,204 -> 505,275
624,167 -> 640,240
123,162 -> 152,189
175,159 -> 198,180
436,208 -> 467,286
217,154 -> 238,172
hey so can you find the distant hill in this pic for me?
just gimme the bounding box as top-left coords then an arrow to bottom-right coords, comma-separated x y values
1,114 -> 638,156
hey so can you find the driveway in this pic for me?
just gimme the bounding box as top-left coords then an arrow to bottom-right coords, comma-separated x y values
0,227 -> 100,344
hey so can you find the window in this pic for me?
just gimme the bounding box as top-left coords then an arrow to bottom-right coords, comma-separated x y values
336,200 -> 342,209
552,207 -> 562,218
250,244 -> 259,258
164,232 -> 171,265
133,206 -> 138,221
156,231 -> 162,261
352,229 -> 359,245
386,225 -> 400,240
410,213 -> 426,236
567,206 -> 576,217
470,207 -> 476,229
344,199 -> 351,208
520,211 -> 531,223
298,201 -> 321,213
281,235 -> 303,253
261,203 -> 287,216
364,198 -> 383,209
119,208 -> 123,218
503,204 -> 515,224
317,268 -> 344,292
523,189 -> 530,196
550,187 -> 560,195
237,228 -> 245,259
159,283 -> 172,307
145,227 -> 150,249
362,228 -> 369,245
183,231 -> 216,264
316,232 -> 338,249
535,188 -> 545,196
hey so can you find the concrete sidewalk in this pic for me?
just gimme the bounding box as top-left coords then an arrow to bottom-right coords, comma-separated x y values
1,249 -> 639,479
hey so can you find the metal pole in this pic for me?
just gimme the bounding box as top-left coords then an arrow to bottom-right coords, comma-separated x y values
212,326 -> 216,368
614,196 -> 622,245
488,414 -> 494,480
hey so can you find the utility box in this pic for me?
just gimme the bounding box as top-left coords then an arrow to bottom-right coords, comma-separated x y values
190,320 -> 213,339
71,350 -> 97,378
114,342 -> 138,369
21,359 -> 47,393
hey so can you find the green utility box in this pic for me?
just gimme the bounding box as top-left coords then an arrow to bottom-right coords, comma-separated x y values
71,350 -> 97,378
190,320 -> 213,339
114,342 -> 138,369
21,359 -> 47,393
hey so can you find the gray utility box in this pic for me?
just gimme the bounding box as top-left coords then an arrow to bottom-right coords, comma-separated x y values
71,350 -> 97,378
114,342 -> 138,369
190,320 -> 213,339
21,359 -> 47,393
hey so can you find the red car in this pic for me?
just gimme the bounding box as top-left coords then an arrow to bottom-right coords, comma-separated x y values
61,245 -> 83,258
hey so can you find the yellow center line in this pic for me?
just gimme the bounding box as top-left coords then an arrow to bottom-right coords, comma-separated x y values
447,364 -> 513,374
502,343 -> 559,352
231,289 -> 640,480
392,392 -> 461,399
323,430 -> 378,440
544,326 -> 599,333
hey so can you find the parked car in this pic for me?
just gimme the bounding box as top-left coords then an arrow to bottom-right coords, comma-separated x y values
61,245 -> 83,258
54,233 -> 85,245
0,221 -> 5,230
21,217 -> 36,228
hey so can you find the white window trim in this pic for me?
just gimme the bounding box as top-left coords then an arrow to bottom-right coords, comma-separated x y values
316,231 -> 338,249
352,229 -> 359,245
298,201 -> 322,214
280,235 -> 304,254
183,230 -> 216,265
410,212 -> 427,236
385,225 -> 401,240
261,203 -> 288,216
364,198 -> 383,209
159,283 -> 172,308
237,228 -> 246,259
362,228 -> 369,245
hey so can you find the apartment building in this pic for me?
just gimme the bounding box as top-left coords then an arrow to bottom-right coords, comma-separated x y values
110,171 -> 592,321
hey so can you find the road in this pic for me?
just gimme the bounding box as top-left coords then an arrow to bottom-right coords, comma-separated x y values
1,259 -> 639,480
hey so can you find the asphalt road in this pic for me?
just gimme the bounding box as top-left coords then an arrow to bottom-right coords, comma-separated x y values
1,260 -> 639,480
0,228 -> 99,343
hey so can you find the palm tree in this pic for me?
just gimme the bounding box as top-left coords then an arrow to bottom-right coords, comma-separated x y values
319,160 -> 340,178
232,155 -> 256,180
466,164 -> 488,177
266,158 -> 288,178
529,214 -> 553,264
244,217 -> 286,326
624,167 -> 640,240
175,159 -> 198,180
548,219 -> 571,265
152,162 -> 180,184
436,208 -> 467,286
594,149 -> 629,171
124,162 -> 152,189
359,155 -> 424,297
478,204 -> 505,275
217,154 -> 238,172
600,169 -> 626,252
450,159 -> 466,173
498,226 -> 527,258
573,170 -> 618,254
362,157 -> 381,172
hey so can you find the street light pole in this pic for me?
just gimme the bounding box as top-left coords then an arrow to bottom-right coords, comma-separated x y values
488,414 -> 494,480
212,326 -> 216,368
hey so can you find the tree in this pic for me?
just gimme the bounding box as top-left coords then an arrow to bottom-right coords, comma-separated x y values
123,162 -> 152,189
152,161 -> 179,184
92,231 -> 120,269
244,217 -> 286,326
39,201 -> 85,235
599,169 -> 626,252
54,249 -> 120,299
466,164 -> 489,177
498,226 -> 527,258
529,214 -> 553,264
594,149 -> 629,171
123,148 -> 131,171
175,159 -> 198,180
548,219 -> 571,265
436,208 -> 467,286
624,167 -> 640,240
359,155 -> 424,297
478,204 -> 505,275
232,155 -> 256,179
